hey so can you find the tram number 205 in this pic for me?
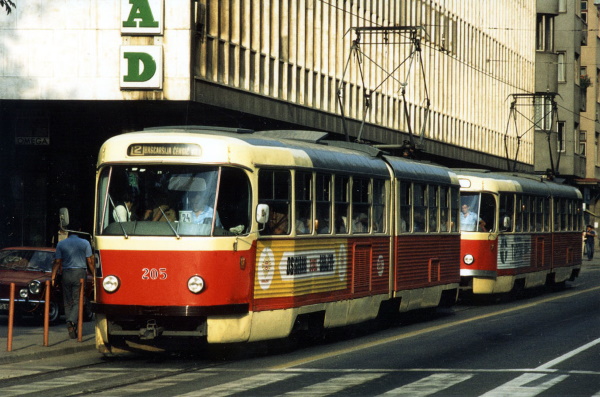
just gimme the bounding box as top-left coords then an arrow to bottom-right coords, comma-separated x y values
142,268 -> 168,280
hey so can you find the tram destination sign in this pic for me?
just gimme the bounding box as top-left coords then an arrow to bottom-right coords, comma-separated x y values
128,143 -> 202,157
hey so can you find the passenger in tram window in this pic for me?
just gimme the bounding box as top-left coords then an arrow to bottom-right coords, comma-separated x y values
414,210 -> 426,232
267,205 -> 289,235
317,218 -> 330,234
113,193 -> 134,222
353,213 -> 368,233
295,218 -> 307,234
429,217 -> 437,232
460,204 -> 479,231
440,210 -> 448,232
295,205 -> 310,234
144,193 -> 177,223
336,216 -> 347,233
189,192 -> 222,228
478,219 -> 488,232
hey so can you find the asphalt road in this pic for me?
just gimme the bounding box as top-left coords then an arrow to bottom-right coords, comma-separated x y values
0,262 -> 599,396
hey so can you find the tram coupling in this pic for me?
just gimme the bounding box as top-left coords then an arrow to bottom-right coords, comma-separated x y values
139,319 -> 164,340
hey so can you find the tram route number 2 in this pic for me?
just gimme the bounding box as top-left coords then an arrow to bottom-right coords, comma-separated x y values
142,268 -> 168,280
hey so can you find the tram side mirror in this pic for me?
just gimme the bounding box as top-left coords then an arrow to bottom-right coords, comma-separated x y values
502,216 -> 511,230
256,204 -> 270,229
59,208 -> 70,230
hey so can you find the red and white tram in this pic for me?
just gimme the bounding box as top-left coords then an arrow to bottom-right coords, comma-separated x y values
456,171 -> 582,295
91,127 -> 461,353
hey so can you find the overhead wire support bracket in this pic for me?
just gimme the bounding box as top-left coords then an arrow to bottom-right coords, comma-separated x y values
504,92 -> 560,177
336,26 -> 431,153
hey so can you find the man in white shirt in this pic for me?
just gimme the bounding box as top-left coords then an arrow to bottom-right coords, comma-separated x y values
190,193 -> 222,228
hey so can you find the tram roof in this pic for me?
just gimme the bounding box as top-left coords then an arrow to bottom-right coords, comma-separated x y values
384,156 -> 458,185
455,170 -> 582,199
101,127 -> 458,183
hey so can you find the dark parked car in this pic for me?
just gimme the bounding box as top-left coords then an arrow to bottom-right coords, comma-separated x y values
0,247 -> 93,323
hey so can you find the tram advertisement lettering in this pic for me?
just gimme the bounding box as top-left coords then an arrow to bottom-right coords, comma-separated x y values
497,235 -> 531,269
286,253 -> 335,275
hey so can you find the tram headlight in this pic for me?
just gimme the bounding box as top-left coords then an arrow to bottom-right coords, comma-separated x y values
463,254 -> 474,265
28,280 -> 41,295
188,275 -> 205,294
19,288 -> 29,299
102,275 -> 120,293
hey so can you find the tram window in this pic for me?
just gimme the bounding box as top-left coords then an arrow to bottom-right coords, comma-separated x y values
576,201 -> 583,231
567,200 -> 574,231
295,172 -> 312,234
480,193 -> 495,232
316,173 -> 332,234
460,193 -> 480,232
413,184 -> 426,232
372,179 -> 386,233
97,165 -> 250,237
523,196 -> 531,232
554,198 -> 561,231
334,176 -> 349,233
560,199 -> 568,231
439,187 -> 448,232
450,187 -> 459,232
399,182 -> 412,233
428,185 -> 439,232
515,195 -> 524,232
352,178 -> 370,233
543,198 -> 550,232
534,197 -> 544,232
259,169 -> 290,235
499,193 -> 514,232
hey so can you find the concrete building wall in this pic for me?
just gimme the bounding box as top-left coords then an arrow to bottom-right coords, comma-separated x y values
193,0 -> 536,167
0,0 -> 193,100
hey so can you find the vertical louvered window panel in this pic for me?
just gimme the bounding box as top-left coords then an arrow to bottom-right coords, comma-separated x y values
353,244 -> 371,294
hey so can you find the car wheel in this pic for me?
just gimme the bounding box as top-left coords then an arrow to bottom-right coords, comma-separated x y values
48,300 -> 61,324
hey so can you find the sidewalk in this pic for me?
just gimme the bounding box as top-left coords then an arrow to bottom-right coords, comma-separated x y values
0,317 -> 96,364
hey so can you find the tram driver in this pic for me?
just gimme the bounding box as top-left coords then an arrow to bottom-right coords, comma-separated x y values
190,192 -> 222,228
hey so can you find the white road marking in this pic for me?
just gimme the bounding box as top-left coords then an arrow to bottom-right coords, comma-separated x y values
380,373 -> 474,396
536,336 -> 600,370
177,372 -> 299,396
284,372 -> 386,395
479,373 -> 569,397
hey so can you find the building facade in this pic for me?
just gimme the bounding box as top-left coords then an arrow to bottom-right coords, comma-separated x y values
579,0 -> 600,221
0,0 -> 543,246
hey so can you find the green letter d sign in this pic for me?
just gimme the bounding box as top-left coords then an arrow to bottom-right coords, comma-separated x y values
120,45 -> 163,89
123,52 -> 156,82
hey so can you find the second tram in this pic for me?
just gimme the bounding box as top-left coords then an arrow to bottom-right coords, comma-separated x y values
456,171 -> 582,294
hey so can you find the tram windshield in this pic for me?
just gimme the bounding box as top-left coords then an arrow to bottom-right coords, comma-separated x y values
460,193 -> 496,232
96,165 -> 251,237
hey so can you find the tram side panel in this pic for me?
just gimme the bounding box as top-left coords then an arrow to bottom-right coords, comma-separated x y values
551,232 -> 582,282
394,234 -> 461,311
250,237 -> 391,341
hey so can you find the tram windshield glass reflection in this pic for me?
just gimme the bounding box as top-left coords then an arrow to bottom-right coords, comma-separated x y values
96,165 -> 251,237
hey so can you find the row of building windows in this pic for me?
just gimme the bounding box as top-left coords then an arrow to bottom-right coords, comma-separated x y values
198,0 -> 534,164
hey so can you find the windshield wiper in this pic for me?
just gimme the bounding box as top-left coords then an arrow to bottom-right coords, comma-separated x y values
108,194 -> 129,238
157,206 -> 181,239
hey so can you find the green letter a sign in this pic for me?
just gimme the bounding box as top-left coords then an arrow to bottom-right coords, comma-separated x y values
121,0 -> 163,35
